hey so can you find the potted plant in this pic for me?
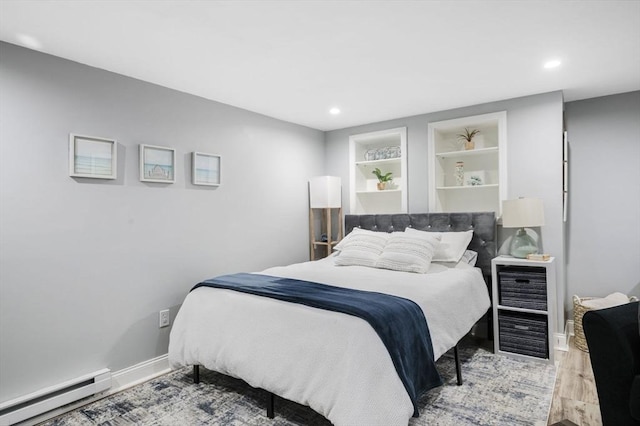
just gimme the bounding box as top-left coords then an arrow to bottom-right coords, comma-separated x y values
457,128 -> 480,150
372,167 -> 393,190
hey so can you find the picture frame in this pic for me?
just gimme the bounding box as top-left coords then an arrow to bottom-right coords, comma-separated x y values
69,134 -> 117,179
139,144 -> 176,183
192,152 -> 221,186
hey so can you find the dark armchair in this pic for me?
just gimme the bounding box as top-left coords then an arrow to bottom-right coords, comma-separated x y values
583,301 -> 640,426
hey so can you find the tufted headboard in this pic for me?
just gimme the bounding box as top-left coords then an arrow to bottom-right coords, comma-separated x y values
344,212 -> 497,279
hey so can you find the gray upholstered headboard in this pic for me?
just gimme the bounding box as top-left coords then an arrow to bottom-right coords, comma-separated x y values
344,212 -> 497,279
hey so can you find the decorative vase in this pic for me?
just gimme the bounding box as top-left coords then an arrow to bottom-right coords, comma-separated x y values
377,182 -> 386,190
464,140 -> 475,150
364,149 -> 376,161
455,162 -> 464,186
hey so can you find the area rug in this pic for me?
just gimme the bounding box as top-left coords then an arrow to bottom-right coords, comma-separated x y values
41,342 -> 556,426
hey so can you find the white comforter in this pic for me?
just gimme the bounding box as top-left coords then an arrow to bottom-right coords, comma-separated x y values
168,256 -> 490,426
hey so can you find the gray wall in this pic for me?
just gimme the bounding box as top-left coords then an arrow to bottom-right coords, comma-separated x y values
564,92 -> 640,309
325,91 -> 566,331
0,42 -> 324,402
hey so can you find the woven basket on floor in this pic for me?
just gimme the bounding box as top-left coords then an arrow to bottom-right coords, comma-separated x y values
573,294 -> 638,352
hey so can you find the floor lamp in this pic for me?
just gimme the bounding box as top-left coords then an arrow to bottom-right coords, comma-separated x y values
309,176 -> 342,260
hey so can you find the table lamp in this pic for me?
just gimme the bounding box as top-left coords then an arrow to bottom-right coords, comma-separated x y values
502,198 -> 545,258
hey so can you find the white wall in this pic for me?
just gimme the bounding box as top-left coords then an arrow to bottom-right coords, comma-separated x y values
0,42 -> 325,402
564,91 -> 640,307
324,91 -> 566,330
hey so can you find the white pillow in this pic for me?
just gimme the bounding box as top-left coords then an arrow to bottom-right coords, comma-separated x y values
334,227 -> 375,251
375,231 -> 441,273
334,228 -> 389,268
405,228 -> 473,263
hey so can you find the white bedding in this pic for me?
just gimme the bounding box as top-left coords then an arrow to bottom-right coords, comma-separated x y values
168,256 -> 490,426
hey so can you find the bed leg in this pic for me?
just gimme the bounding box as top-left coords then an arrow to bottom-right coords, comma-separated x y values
193,365 -> 200,384
454,345 -> 463,386
266,391 -> 275,418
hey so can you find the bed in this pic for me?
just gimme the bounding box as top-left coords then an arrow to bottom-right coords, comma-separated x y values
168,212 -> 496,426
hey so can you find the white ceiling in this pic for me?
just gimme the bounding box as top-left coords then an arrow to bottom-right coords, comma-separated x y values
1,1 -> 639,131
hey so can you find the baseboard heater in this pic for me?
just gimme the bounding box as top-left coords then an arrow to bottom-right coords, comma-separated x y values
0,369 -> 111,425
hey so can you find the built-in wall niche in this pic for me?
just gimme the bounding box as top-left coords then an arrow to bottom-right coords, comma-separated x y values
428,112 -> 507,215
349,127 -> 407,214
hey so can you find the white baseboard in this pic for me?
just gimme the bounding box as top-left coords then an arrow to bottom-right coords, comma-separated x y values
16,355 -> 170,426
110,354 -> 171,393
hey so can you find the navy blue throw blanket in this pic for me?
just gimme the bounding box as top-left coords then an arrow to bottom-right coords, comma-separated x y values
192,273 -> 443,416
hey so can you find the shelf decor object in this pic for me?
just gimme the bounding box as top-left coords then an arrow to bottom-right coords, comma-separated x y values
365,149 -> 377,161
69,134 -> 117,179
309,176 -> 343,260
502,197 -> 545,258
372,167 -> 393,190
457,127 -> 480,150
464,170 -> 485,186
455,162 -> 464,186
139,144 -> 176,183
192,152 -> 221,186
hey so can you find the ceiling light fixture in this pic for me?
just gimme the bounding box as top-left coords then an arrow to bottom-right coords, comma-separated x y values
329,107 -> 341,115
543,59 -> 561,69
16,33 -> 42,50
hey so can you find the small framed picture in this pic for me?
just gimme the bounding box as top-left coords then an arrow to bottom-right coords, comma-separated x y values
69,134 -> 117,179
192,152 -> 221,186
139,144 -> 176,183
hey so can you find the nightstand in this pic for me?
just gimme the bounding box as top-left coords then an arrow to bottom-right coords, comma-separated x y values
491,256 -> 556,363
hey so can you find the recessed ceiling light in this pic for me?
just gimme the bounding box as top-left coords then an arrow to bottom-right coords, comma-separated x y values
543,59 -> 561,69
329,107 -> 341,115
16,33 -> 42,50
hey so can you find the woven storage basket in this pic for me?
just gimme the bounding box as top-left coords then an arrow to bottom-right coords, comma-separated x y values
573,294 -> 638,352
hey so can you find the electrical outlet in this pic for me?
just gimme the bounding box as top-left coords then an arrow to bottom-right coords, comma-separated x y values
159,309 -> 170,328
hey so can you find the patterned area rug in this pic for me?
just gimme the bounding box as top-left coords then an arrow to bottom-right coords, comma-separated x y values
41,340 -> 556,426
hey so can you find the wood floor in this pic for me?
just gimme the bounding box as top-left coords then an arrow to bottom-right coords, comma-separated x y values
547,337 -> 602,426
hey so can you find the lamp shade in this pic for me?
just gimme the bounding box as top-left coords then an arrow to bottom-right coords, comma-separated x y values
309,176 -> 341,208
502,198 -> 545,228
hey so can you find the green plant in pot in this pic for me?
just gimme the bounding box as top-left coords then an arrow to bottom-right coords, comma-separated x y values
372,167 -> 393,190
457,128 -> 480,150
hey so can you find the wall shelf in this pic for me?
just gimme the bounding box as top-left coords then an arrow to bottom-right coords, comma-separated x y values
354,158 -> 401,166
428,112 -> 507,214
436,146 -> 498,159
436,184 -> 499,190
349,127 -> 407,214
356,189 -> 403,194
